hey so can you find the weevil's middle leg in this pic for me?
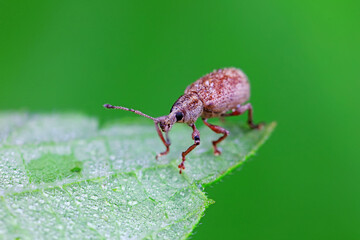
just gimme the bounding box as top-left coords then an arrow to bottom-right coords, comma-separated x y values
178,124 -> 200,174
221,103 -> 263,129
202,118 -> 229,156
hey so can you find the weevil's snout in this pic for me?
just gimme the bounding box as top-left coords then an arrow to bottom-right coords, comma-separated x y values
157,116 -> 175,133
159,120 -> 172,132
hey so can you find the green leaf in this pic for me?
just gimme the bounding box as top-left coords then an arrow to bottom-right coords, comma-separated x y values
0,112 -> 275,239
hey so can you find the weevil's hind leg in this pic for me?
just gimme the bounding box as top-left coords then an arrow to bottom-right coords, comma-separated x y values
178,124 -> 200,174
221,103 -> 263,129
202,118 -> 229,156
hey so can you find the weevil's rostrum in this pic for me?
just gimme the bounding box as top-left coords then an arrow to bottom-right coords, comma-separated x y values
104,67 -> 263,173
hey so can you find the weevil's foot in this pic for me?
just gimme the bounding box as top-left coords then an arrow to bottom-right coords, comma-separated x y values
214,149 -> 221,156
212,142 -> 222,156
249,122 -> 265,130
156,151 -> 169,160
178,162 -> 185,174
156,148 -> 170,160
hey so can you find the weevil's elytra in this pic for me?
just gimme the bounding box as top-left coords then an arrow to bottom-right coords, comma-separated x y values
104,68 -> 263,174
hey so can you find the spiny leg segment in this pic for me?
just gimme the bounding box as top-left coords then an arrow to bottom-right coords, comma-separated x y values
178,124 -> 200,174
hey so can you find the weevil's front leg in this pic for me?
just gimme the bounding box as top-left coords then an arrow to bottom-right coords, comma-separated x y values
202,118 -> 229,156
221,103 -> 263,129
155,122 -> 171,159
178,124 -> 200,174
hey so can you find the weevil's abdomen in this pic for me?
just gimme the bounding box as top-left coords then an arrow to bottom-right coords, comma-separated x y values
185,68 -> 250,118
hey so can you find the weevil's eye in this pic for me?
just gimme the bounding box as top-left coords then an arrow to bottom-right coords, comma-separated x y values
175,112 -> 183,122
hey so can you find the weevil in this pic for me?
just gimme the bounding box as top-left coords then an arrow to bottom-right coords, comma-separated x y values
104,68 -> 263,174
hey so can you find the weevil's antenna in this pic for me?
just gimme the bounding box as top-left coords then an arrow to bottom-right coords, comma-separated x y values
103,104 -> 156,121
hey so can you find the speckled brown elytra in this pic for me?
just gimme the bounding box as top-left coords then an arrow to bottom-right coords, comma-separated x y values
104,68 -> 263,173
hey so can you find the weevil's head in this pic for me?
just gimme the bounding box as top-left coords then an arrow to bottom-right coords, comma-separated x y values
154,92 -> 203,133
164,93 -> 203,129
155,102 -> 188,133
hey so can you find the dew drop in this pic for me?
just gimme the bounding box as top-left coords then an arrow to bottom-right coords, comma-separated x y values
128,201 -> 138,206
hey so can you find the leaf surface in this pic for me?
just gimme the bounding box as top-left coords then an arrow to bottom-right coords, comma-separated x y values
0,113 -> 275,239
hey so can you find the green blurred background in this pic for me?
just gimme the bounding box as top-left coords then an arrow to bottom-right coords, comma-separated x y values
1,0 -> 359,239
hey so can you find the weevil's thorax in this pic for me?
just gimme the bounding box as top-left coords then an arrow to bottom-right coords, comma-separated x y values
170,92 -> 203,125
